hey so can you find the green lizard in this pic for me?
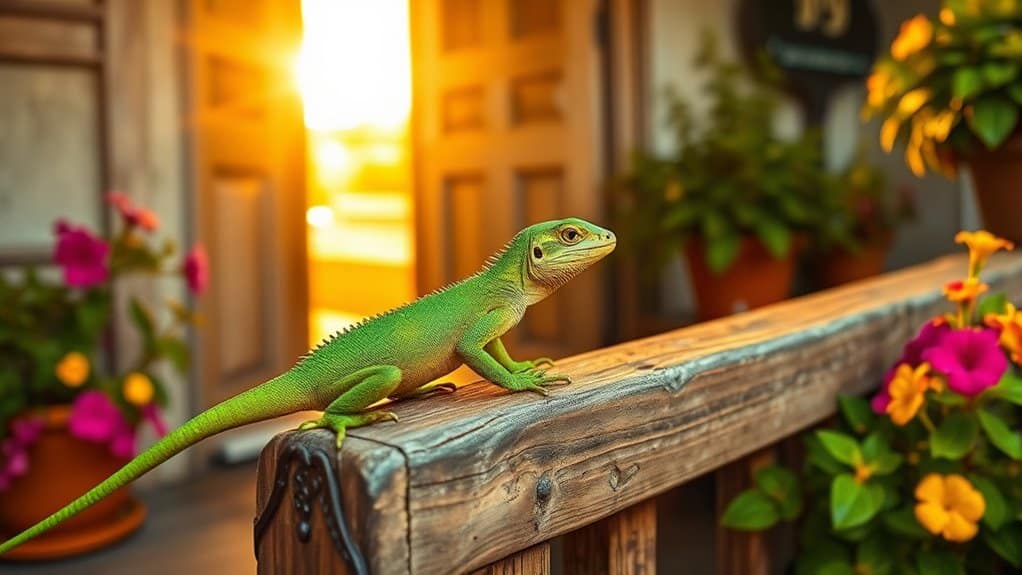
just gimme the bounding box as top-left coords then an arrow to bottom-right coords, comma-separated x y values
0,217 -> 615,555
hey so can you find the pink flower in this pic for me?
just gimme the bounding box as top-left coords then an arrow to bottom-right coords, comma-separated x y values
107,192 -> 159,231
10,416 -> 44,444
143,404 -> 168,437
68,390 -> 123,442
108,420 -> 136,459
871,322 -> 949,413
183,243 -> 209,295
923,328 -> 1008,397
54,221 -> 109,288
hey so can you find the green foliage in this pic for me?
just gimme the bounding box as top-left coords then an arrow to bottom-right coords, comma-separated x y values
864,1 -> 1022,178
930,411 -> 979,459
831,474 -> 885,529
614,30 -> 829,275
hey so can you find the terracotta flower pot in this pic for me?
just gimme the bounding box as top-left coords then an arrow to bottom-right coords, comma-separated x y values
684,236 -> 796,321
815,235 -> 892,289
0,406 -> 145,560
968,135 -> 1022,244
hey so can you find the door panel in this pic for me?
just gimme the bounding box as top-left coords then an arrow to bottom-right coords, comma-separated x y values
182,0 -> 307,408
413,0 -> 607,359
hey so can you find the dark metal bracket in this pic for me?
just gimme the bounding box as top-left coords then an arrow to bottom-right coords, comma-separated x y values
254,436 -> 368,574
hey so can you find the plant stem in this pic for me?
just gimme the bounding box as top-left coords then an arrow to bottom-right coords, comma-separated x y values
918,409 -> 937,433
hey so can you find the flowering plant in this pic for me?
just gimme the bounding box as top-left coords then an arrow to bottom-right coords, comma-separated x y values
721,230 -> 1022,573
862,0 -> 1022,178
0,193 -> 206,489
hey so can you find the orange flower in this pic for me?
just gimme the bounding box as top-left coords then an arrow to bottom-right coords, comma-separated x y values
854,461 -> 873,484
123,372 -> 155,407
944,278 -> 988,303
891,15 -> 933,61
956,230 -> 1014,275
914,474 -> 985,542
987,303 -> 1022,364
55,352 -> 90,388
886,363 -> 934,425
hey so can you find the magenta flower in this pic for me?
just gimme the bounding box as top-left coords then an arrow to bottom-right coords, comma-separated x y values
108,192 -> 159,231
108,420 -> 136,459
143,404 -> 168,437
871,322 -> 949,413
10,416 -> 44,444
923,328 -> 1008,397
54,220 -> 109,288
183,243 -> 209,295
68,390 -> 123,442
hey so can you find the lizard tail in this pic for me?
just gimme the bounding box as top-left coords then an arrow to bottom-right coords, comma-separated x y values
0,373 -> 313,555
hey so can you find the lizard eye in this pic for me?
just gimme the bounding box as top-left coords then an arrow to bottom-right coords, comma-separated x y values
560,227 -> 582,244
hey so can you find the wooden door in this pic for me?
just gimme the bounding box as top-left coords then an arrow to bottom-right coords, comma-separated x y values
181,0 -> 308,412
412,0 -> 608,359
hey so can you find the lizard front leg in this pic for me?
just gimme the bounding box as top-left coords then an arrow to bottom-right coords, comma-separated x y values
457,309 -> 570,396
485,337 -> 554,374
298,365 -> 403,448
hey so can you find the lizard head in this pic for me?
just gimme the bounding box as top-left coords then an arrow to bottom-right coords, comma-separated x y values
521,217 -> 616,301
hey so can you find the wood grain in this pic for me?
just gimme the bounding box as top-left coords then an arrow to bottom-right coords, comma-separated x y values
564,498 -> 656,575
260,254 -> 1022,574
715,448 -> 775,575
470,544 -> 550,575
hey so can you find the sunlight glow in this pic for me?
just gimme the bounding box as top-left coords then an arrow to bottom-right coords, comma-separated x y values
297,0 -> 412,131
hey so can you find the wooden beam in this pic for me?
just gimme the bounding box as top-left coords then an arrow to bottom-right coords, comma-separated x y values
715,448 -> 775,575
471,544 -> 550,575
256,254 -> 1022,574
564,498 -> 657,575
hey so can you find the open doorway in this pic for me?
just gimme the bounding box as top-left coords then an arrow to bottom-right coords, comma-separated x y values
298,0 -> 418,348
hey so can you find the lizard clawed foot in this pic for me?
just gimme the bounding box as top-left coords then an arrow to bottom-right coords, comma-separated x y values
509,357 -> 556,374
503,367 -> 572,397
389,381 -> 457,401
298,411 -> 400,449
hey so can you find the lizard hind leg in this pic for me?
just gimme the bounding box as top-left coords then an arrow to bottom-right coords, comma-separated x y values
388,380 -> 457,401
298,365 -> 403,449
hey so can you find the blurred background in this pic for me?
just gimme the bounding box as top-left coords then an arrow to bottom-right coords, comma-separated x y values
0,0 -> 998,572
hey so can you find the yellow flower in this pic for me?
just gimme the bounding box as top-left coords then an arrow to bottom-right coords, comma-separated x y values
891,15 -> 933,61
986,303 -> 1022,364
943,277 -> 988,303
123,372 -> 155,407
898,89 -> 931,116
880,117 -> 901,152
886,363 -> 933,425
925,110 -> 956,142
854,461 -> 873,484
914,474 -> 985,542
939,7 -> 956,26
55,352 -> 90,387
956,230 -> 1014,275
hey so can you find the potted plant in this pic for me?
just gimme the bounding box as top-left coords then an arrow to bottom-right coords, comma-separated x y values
863,1 -> 1022,241
617,32 -> 825,320
721,230 -> 1022,573
812,150 -> 917,288
0,193 -> 207,559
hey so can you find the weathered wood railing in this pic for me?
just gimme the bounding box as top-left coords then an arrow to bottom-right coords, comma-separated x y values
254,253 -> 1022,574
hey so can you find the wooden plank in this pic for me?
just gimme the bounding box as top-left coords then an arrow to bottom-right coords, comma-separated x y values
715,448 -> 775,575
290,253 -> 1022,574
471,544 -> 550,575
564,498 -> 657,575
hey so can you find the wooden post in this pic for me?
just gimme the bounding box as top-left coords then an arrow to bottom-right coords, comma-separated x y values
471,544 -> 551,575
564,498 -> 657,575
715,448 -> 775,575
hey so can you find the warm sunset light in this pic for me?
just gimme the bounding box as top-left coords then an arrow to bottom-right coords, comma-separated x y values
297,0 -> 412,131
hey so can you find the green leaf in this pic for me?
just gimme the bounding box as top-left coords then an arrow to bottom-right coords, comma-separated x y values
862,433 -> 902,475
856,534 -> 893,575
930,411 -> 979,460
817,430 -> 860,466
953,67 -> 985,101
129,297 -> 156,348
984,525 -> 1022,568
977,292 -> 1008,319
754,217 -> 791,259
838,395 -> 874,435
989,371 -> 1022,406
882,506 -> 931,539
969,474 -> 1009,530
1010,83 -> 1022,106
831,474 -> 883,530
721,489 -> 779,531
982,62 -> 1018,88
705,234 -> 741,274
968,96 -> 1020,150
755,465 -> 802,520
806,434 -> 846,475
156,337 -> 190,373
978,408 -> 1022,459
917,549 -> 964,575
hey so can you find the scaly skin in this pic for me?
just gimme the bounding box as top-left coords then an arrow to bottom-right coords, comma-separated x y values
0,217 -> 616,555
